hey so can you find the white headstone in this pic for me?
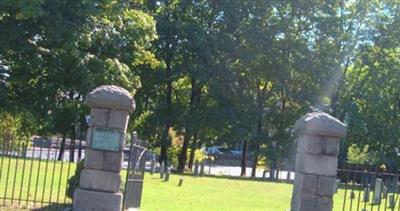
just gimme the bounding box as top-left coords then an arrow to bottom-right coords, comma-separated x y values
372,178 -> 383,205
382,185 -> 388,198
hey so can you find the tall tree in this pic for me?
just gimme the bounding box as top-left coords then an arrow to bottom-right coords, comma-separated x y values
0,0 -> 158,155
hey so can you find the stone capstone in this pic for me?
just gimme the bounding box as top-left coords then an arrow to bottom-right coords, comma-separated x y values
86,85 -> 135,112
294,112 -> 346,137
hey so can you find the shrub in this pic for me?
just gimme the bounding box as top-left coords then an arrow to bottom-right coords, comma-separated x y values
347,144 -> 371,164
67,159 -> 85,199
0,112 -> 31,150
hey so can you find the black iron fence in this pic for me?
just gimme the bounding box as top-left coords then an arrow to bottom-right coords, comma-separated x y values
0,136 -> 82,209
123,133 -> 148,210
337,163 -> 400,211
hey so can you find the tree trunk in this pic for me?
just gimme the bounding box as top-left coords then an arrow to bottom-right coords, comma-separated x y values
251,119 -> 262,178
177,79 -> 201,172
188,133 -> 198,170
69,124 -> 76,162
78,124 -> 83,161
275,168 -> 280,180
251,143 -> 260,178
251,82 -> 265,178
177,134 -> 190,172
159,125 -> 169,166
58,133 -> 66,161
160,62 -> 173,166
270,160 -> 277,180
240,140 -> 248,176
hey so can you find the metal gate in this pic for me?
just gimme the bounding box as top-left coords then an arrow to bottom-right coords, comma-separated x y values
123,132 -> 148,210
0,136 -> 81,210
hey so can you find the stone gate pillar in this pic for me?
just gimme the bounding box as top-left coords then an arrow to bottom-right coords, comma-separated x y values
291,112 -> 346,211
73,85 -> 135,211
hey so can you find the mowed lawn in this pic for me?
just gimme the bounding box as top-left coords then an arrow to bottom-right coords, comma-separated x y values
0,157 -> 397,210
141,175 -> 396,211
141,174 -> 292,211
0,156 -> 77,207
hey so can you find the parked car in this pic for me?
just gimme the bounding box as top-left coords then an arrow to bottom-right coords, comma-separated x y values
205,146 -> 232,155
230,150 -> 242,156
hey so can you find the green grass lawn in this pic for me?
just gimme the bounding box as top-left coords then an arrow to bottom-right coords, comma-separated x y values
0,156 -> 77,206
140,175 -> 398,211
141,174 -> 292,211
0,156 -> 398,210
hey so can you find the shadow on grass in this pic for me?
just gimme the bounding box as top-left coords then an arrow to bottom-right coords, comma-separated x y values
1,203 -> 71,211
30,204 -> 71,211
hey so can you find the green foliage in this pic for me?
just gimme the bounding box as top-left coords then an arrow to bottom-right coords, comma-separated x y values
347,144 -> 371,164
66,159 -> 85,199
166,128 -> 183,167
187,148 -> 206,162
0,0 -> 158,142
153,128 -> 206,167
3,0 -> 400,169
167,145 -> 181,167
0,112 -> 32,150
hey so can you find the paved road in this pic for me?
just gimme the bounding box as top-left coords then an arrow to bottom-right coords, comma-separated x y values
25,148 -> 85,162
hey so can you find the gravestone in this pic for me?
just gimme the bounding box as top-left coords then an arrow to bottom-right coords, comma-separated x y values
178,177 -> 184,186
73,85 -> 135,211
382,185 -> 388,199
389,194 -> 395,208
350,191 -> 355,199
164,167 -> 170,182
362,187 -> 369,202
372,178 -> 383,205
290,112 -> 346,211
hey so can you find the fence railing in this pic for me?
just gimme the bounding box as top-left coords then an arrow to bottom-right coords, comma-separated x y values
337,164 -> 400,211
0,137 -> 82,209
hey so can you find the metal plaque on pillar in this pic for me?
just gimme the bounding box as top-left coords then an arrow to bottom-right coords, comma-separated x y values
91,127 -> 122,152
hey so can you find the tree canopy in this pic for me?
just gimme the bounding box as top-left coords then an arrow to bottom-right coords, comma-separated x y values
1,0 -> 400,170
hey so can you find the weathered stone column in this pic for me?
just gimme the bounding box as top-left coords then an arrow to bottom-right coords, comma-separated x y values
73,85 -> 135,211
291,112 -> 346,211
